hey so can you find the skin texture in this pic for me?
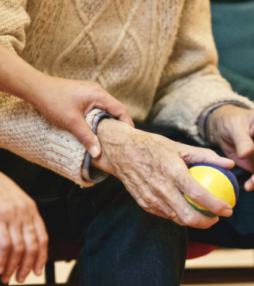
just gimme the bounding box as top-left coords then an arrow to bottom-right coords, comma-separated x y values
0,44 -> 134,158
92,119 -> 235,229
0,173 -> 48,284
208,105 -> 254,191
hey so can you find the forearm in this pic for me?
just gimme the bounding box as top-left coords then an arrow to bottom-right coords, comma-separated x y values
0,44 -> 47,108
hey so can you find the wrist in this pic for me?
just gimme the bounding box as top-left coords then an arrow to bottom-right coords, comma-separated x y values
91,118 -> 137,175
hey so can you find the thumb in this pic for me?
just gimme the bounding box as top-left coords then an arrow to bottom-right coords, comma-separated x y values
231,123 -> 254,158
70,115 -> 101,158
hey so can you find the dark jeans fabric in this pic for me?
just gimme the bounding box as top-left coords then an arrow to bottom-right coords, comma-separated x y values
1,123 -> 254,285
78,179 -> 187,286
188,186 -> 254,249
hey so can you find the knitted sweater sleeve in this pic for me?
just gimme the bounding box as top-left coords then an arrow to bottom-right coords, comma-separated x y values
0,0 -> 30,53
149,0 -> 254,143
0,1 -> 96,188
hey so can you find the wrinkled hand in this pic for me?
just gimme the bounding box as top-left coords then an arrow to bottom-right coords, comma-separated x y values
207,105 -> 254,191
30,75 -> 134,158
0,173 -> 48,284
91,119 -> 234,229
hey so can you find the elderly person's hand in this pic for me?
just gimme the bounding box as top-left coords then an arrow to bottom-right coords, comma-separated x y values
207,105 -> 254,191
91,119 -> 234,229
0,173 -> 48,284
0,44 -> 134,158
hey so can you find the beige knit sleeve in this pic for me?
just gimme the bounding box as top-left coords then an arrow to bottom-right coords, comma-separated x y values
0,1 -> 96,187
0,92 -> 99,188
149,0 -> 254,142
0,0 -> 30,54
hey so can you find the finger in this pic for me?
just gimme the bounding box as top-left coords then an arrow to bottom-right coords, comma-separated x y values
67,114 -> 101,158
137,196 -> 177,220
16,223 -> 38,283
166,187 -> 220,229
230,119 -> 254,158
95,95 -> 134,127
180,145 -> 235,170
0,223 -> 11,277
1,224 -> 24,284
177,166 -> 233,217
244,174 -> 254,191
32,215 -> 48,276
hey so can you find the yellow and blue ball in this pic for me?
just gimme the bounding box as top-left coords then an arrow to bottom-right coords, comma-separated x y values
185,163 -> 239,217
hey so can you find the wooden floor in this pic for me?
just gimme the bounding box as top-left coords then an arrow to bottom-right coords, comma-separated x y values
8,249 -> 254,285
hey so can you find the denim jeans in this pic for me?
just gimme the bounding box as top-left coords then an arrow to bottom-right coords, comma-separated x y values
77,176 -> 187,286
1,123 -> 254,285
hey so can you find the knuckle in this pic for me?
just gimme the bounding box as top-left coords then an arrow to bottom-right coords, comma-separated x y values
169,164 -> 184,179
142,193 -> 154,205
27,199 -> 37,212
0,205 -> 15,220
187,189 -> 202,202
150,199 -> 161,210
27,242 -> 38,255
181,212 -> 195,226
0,239 -> 11,251
28,198 -> 36,208
65,112 -> 77,126
204,149 -> 217,157
136,197 -> 148,209
14,242 -> 24,255
40,234 -> 49,247
16,202 -> 27,213
120,105 -> 128,113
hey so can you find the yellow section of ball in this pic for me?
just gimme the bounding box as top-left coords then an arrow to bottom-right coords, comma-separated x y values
185,166 -> 236,210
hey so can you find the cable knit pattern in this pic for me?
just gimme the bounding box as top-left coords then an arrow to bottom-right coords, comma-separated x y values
1,0 -> 254,186
0,92 -> 100,187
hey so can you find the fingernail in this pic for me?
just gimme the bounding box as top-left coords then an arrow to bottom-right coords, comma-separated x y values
89,145 -> 100,158
222,208 -> 233,217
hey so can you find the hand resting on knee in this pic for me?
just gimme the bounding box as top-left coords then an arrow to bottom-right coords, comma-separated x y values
0,173 -> 48,284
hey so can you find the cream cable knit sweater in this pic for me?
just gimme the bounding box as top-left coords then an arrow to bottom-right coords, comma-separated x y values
0,0 -> 253,187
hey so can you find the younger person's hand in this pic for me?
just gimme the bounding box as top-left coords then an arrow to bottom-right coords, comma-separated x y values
32,76 -> 134,158
0,43 -> 134,158
0,173 -> 48,284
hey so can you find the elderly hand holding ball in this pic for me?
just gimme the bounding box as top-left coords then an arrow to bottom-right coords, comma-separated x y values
185,104 -> 254,217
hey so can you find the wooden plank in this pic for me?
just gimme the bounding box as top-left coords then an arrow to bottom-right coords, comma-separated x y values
182,268 -> 254,284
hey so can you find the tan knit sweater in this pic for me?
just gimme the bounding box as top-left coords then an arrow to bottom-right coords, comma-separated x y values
0,0 -> 253,187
